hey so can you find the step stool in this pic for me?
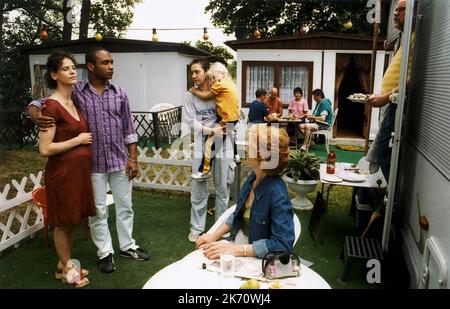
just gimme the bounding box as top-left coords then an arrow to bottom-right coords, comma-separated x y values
341,236 -> 384,282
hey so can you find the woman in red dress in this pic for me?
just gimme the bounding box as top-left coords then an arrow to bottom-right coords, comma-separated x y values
39,51 -> 96,288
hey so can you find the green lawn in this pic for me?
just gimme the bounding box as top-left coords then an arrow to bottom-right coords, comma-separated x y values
0,145 -> 378,289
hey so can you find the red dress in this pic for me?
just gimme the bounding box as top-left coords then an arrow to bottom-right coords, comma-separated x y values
42,99 -> 96,226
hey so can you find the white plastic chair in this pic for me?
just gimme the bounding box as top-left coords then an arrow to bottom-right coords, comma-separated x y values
150,103 -> 175,112
207,204 -> 301,246
307,108 -> 339,154
150,103 -> 176,143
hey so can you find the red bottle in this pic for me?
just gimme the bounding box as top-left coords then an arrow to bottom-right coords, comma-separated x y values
327,150 -> 336,174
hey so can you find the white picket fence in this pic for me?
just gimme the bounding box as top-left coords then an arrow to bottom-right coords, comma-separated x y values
0,171 -> 44,253
133,146 -> 195,192
0,147 -> 196,253
0,146 -> 237,253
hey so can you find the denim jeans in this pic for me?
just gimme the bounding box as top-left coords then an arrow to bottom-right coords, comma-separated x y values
190,134 -> 235,235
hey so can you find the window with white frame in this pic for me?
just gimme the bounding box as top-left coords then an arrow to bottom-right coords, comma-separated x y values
242,61 -> 313,107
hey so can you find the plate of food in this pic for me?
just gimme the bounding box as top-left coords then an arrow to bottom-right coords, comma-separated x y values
322,174 -> 343,183
336,171 -> 367,182
348,93 -> 369,104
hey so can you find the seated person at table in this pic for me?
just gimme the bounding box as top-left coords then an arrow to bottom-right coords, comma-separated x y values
288,87 -> 309,138
195,125 -> 294,259
299,89 -> 333,151
288,87 -> 309,120
248,88 -> 277,125
264,87 -> 284,119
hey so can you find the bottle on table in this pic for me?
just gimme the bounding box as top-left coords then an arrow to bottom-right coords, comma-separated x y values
327,150 -> 336,174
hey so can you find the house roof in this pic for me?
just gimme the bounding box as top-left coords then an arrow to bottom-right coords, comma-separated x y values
225,32 -> 385,51
22,37 -> 219,60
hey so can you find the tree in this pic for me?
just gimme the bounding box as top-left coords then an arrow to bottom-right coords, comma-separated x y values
0,0 -> 142,109
80,0 -> 143,39
205,0 -> 374,38
184,40 -> 237,79
62,0 -> 72,41
191,40 -> 235,64
1,1 -> 64,110
79,0 -> 90,39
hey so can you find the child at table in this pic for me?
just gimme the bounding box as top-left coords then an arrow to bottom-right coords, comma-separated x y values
189,62 -> 240,181
288,87 -> 309,121
287,87 -> 309,141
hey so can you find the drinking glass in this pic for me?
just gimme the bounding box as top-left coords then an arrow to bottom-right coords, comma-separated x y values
220,251 -> 235,278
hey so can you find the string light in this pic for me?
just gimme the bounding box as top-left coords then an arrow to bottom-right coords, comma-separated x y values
203,27 -> 209,41
343,20 -> 353,30
31,18 -> 361,43
95,32 -> 103,41
40,26 -> 48,40
254,23 -> 261,39
152,28 -> 158,42
298,26 -> 308,35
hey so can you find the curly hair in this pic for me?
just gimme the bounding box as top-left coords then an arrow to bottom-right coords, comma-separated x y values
45,50 -> 77,89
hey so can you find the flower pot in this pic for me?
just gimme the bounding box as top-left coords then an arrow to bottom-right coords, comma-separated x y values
283,176 -> 318,211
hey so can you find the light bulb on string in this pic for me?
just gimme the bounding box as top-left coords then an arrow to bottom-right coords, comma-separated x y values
152,28 -> 158,42
298,25 -> 307,35
254,23 -> 261,39
95,32 -> 103,41
39,28 -> 48,41
203,27 -> 209,41
343,20 -> 353,30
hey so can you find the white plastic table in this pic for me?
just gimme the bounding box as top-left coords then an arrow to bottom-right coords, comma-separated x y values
311,163 -> 381,243
143,250 -> 331,289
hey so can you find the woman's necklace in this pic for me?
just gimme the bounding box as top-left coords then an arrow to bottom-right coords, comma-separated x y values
59,97 -> 76,115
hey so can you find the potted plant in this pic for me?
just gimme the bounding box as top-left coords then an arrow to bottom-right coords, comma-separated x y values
283,150 -> 322,210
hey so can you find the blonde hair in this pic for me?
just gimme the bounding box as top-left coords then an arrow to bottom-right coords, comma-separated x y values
247,125 -> 290,176
209,62 -> 232,82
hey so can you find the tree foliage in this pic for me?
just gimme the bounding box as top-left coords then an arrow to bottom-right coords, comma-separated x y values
205,0 -> 374,38
88,0 -> 142,38
184,40 -> 236,79
0,0 -> 142,109
189,40 -> 235,63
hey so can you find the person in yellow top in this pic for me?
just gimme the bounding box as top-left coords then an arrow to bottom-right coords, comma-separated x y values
366,0 -> 414,181
189,62 -> 240,180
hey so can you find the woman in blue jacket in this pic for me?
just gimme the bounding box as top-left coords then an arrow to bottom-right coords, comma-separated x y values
196,125 -> 294,259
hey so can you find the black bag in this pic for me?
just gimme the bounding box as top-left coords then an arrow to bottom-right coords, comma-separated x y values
261,252 -> 301,280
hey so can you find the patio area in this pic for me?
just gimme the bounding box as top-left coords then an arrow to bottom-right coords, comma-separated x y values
0,144 -> 380,289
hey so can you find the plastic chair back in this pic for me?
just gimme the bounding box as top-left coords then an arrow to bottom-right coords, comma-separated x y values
309,108 -> 339,153
32,186 -> 47,207
150,103 -> 175,112
32,187 -> 49,248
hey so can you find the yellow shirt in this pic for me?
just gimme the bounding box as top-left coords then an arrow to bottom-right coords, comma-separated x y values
381,34 -> 415,95
211,79 -> 240,123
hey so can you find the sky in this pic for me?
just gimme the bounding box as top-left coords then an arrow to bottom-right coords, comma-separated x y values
126,0 -> 236,53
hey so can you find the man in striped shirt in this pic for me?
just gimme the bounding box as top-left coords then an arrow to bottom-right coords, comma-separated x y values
28,47 -> 149,273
